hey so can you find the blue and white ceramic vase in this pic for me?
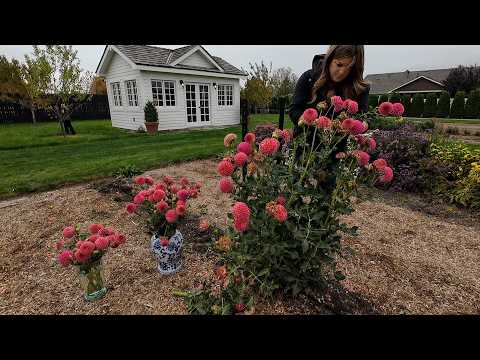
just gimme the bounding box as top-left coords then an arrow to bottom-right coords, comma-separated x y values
150,229 -> 184,275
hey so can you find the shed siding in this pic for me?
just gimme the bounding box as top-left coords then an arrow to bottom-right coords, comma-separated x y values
139,71 -> 240,131
178,50 -> 217,70
104,52 -> 145,130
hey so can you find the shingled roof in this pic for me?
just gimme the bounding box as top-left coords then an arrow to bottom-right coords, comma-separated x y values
365,68 -> 452,94
107,45 -> 246,76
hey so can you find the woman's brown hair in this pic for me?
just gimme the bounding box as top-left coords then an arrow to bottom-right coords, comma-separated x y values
309,45 -> 369,104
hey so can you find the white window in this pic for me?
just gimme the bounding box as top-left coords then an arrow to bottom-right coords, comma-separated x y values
111,82 -> 122,106
218,84 -> 233,106
125,80 -> 138,106
151,80 -> 176,107
218,85 -> 225,106
151,80 -> 163,106
226,85 -> 233,106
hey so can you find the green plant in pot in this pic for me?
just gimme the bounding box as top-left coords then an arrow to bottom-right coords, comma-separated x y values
144,100 -> 159,134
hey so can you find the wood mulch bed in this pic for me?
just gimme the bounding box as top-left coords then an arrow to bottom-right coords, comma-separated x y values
0,158 -> 479,315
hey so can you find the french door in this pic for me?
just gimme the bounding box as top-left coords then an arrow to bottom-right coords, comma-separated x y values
185,83 -> 210,126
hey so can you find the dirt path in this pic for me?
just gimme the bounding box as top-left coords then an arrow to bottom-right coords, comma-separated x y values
1,158 -> 479,314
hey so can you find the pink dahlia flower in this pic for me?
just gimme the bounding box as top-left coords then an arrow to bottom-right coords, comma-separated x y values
259,138 -> 280,156
133,193 -> 145,204
281,129 -> 292,143
368,138 -> 377,152
244,132 -> 256,144
88,234 -> 99,243
134,176 -> 146,185
63,226 -> 75,239
155,200 -> 169,213
352,150 -> 370,166
391,103 -> 405,117
378,166 -> 394,183
218,160 -> 235,177
180,177 -> 190,187
169,184 -> 179,194
176,189 -> 189,202
302,108 -> 318,125
274,205 -> 288,222
175,204 -> 186,216
219,177 -> 234,193
94,236 -> 109,250
316,116 -> 332,129
155,183 -> 166,191
341,118 -> 365,135
336,152 -> 346,159
345,99 -> 359,114
79,241 -> 95,257
237,141 -> 252,156
165,209 -> 178,223
152,189 -> 166,202
378,102 -> 393,116
232,202 -> 250,224
145,176 -> 154,185
115,234 -> 126,245
234,152 -> 248,167
58,250 -> 73,267
234,219 -> 249,232
373,158 -> 388,170
88,223 -> 103,234
126,203 -> 137,214
331,96 -> 345,113
74,249 -> 89,263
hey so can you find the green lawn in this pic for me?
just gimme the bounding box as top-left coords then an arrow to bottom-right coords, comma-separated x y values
248,113 -> 294,129
0,116 -> 292,199
2,114 -> 477,199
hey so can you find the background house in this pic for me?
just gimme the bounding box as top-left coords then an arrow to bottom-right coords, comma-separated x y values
96,45 -> 247,131
365,68 -> 452,96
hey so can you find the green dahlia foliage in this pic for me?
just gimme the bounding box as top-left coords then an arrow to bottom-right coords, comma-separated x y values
178,97 -> 400,314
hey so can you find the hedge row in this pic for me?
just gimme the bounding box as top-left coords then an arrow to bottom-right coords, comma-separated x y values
369,89 -> 480,119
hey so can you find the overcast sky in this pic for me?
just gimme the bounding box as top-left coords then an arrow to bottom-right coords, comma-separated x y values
2,45 -> 480,78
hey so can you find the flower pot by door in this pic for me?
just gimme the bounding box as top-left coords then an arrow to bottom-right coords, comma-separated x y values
145,122 -> 158,134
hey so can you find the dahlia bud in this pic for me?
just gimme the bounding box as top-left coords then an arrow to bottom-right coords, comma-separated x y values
316,101 -> 327,111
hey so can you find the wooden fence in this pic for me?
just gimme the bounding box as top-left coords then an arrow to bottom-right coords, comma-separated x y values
0,95 -> 111,124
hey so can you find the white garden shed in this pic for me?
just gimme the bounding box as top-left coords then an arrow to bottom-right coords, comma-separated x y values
96,45 -> 248,131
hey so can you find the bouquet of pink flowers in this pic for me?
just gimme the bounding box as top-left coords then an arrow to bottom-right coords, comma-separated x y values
56,223 -> 126,267
125,175 -> 201,245
56,223 -> 126,300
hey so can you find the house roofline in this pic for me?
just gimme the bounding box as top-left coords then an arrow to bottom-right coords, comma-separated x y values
135,64 -> 247,79
388,75 -> 446,93
96,45 -> 138,76
169,45 -> 224,72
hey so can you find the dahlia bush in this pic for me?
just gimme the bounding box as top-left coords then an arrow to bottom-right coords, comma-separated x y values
125,175 -> 202,244
56,223 -> 126,269
179,98 -> 400,314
